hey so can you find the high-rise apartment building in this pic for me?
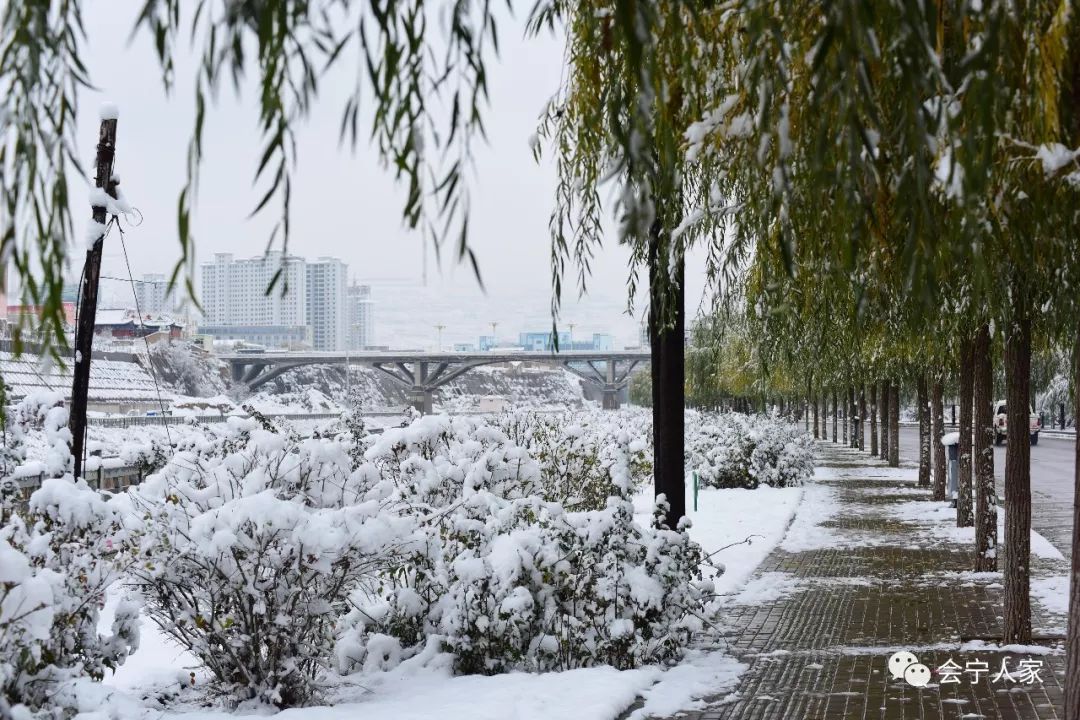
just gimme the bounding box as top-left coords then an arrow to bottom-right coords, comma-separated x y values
199,252 -> 309,348
347,282 -> 375,350
305,258 -> 348,351
135,273 -> 175,315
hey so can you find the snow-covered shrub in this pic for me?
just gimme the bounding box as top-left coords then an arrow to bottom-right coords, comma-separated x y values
492,409 -> 652,510
1036,372 -> 1073,427
338,423 -> 709,676
123,417 -> 414,708
117,411 -> 707,702
1,396 -> 139,717
686,411 -> 814,489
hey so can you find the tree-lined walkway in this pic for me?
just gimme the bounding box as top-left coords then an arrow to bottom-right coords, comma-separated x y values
673,442 -> 1069,720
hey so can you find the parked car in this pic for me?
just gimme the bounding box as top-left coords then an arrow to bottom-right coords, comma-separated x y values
993,400 -> 1041,445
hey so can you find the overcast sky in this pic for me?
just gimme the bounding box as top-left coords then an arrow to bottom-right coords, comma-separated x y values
63,1 -> 708,348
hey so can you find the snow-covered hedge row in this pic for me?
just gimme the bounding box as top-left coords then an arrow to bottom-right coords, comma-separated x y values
686,410 -> 814,489
339,415 -> 702,677
117,411 -> 704,707
492,410 -> 652,509
1,393 -> 139,718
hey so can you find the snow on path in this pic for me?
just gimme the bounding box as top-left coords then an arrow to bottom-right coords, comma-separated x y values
885,499 -> 1065,560
808,444 -> 1071,623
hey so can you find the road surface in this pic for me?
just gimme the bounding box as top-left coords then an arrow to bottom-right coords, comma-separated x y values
893,426 -> 1075,559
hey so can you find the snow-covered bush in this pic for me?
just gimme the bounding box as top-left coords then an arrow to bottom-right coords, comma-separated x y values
124,417 -> 414,708
338,420 -> 709,676
115,411 -> 708,705
686,411 -> 814,489
1,395 -> 139,717
492,409 -> 652,510
1036,372 -> 1073,427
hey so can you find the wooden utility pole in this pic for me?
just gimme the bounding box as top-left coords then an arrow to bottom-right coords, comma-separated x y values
70,113 -> 118,480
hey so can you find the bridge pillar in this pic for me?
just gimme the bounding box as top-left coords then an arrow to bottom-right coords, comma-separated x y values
601,387 -> 621,410
408,387 -> 434,414
601,358 -> 620,410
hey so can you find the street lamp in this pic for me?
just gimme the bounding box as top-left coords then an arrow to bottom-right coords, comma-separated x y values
435,324 -> 446,352
568,322 -> 575,351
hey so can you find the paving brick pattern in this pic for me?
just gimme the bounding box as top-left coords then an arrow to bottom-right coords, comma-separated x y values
671,444 -> 1069,720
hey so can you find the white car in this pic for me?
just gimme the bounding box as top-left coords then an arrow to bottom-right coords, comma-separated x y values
993,401 -> 1041,446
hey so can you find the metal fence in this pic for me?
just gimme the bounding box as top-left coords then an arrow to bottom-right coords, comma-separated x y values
86,411 -> 399,428
14,461 -> 146,498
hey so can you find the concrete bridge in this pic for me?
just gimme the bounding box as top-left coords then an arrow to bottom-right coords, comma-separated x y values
219,349 -> 650,412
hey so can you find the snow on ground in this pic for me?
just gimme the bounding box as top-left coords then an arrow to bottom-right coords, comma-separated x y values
99,588 -> 202,692
1031,575 -> 1070,616
673,484 -> 803,595
110,658 -> 661,720
885,499 -> 1064,560
780,484 -> 856,552
813,464 -> 919,480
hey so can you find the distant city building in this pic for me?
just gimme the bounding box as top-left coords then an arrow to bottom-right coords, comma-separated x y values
198,324 -> 311,349
135,273 -> 176,315
518,331 -> 570,352
94,308 -> 184,341
347,281 -> 375,350
7,302 -> 78,328
200,251 -> 308,348
478,334 -> 498,351
61,281 -> 80,303
590,333 -> 615,351
306,258 -> 348,351
453,342 -> 476,352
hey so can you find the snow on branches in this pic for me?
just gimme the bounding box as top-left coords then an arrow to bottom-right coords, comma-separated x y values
1,394 -> 138,718
686,411 -> 814,489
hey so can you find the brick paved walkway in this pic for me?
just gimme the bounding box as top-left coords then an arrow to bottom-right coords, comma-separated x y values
668,443 -> 1070,720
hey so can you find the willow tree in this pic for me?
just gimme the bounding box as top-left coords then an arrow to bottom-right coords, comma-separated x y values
531,2 -> 727,528
677,0 -> 1080,649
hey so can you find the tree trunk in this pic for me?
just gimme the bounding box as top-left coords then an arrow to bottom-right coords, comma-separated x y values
932,379 -> 946,502
917,375 -> 930,487
858,385 -> 866,451
842,388 -> 849,446
648,229 -> 685,531
957,337 -> 975,527
880,381 -> 891,461
1065,325 -> 1080,715
832,390 -> 838,443
870,382 -> 878,456
820,395 -> 827,440
849,386 -> 857,448
973,322 -> 998,572
813,390 -> 820,439
805,380 -> 810,433
889,382 -> 900,467
1003,287 -> 1032,645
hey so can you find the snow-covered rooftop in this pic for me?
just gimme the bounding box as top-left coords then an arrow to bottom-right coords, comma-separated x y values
0,350 -> 161,402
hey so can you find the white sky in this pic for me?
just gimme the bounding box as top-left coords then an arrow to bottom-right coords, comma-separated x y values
59,1 -> 708,348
